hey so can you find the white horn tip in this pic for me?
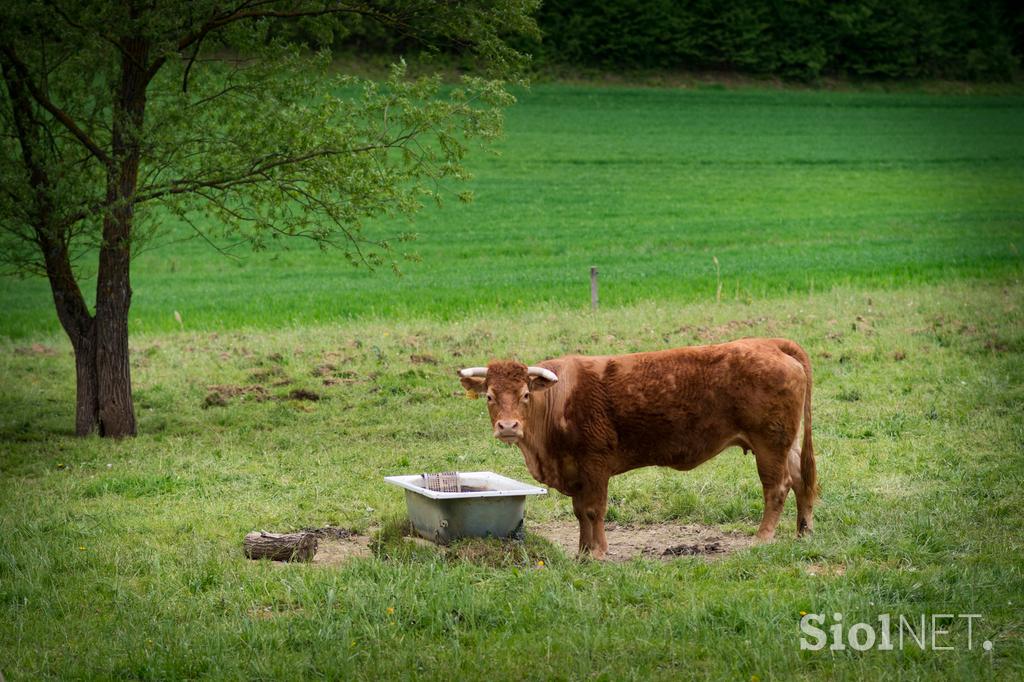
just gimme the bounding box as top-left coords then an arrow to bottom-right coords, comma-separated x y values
527,366 -> 558,382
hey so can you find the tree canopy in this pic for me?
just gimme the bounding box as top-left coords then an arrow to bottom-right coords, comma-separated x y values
2,1 -> 538,275
1,0 -> 539,436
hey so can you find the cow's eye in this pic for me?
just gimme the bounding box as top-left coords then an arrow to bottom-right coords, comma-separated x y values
521,392 -> 530,403
486,394 -> 494,403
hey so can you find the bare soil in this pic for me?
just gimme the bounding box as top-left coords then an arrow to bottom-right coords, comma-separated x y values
287,388 -> 320,401
311,533 -> 372,564
305,522 -> 753,565
531,520 -> 754,561
675,317 -> 776,342
14,343 -> 58,356
203,384 -> 270,407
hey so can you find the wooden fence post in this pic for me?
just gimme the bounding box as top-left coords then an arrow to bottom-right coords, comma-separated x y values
590,266 -> 599,310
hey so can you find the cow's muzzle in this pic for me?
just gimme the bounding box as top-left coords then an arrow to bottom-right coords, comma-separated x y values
494,420 -> 522,443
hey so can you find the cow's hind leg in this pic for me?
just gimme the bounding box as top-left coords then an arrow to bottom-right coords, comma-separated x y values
751,441 -> 792,542
787,436 -> 814,536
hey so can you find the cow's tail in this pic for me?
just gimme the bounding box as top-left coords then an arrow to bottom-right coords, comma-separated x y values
779,340 -> 818,506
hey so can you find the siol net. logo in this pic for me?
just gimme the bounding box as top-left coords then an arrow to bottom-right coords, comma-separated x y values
799,613 -> 992,652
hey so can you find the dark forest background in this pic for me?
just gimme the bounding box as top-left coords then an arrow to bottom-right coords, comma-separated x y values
276,0 -> 1023,82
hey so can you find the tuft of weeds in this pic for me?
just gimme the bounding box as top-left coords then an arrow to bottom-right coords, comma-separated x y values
446,533 -> 567,570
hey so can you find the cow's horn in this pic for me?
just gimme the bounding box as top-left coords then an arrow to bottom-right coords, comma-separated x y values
527,366 -> 558,382
458,367 -> 488,378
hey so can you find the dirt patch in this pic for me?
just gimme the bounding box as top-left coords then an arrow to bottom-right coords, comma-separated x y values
851,315 -> 875,335
14,343 -> 58,356
315,362 -> 361,385
203,393 -> 229,408
805,562 -> 846,577
247,528 -> 371,565
287,388 -> 320,401
983,337 -> 1012,353
531,520 -> 753,561
312,363 -> 336,377
311,532 -> 372,564
249,366 -> 285,382
409,353 -> 439,365
322,377 -> 359,387
662,541 -> 725,557
206,384 -> 270,399
202,384 -> 321,407
290,524 -> 751,565
203,384 -> 270,407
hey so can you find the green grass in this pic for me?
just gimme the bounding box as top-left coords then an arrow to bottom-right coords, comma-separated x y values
1,86 -> 1023,337
1,279 -> 1023,679
2,83 -> 1024,679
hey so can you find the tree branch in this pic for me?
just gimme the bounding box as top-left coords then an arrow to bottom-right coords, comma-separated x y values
148,1 -> 409,81
46,0 -> 140,69
1,46 -> 112,167
132,136 -> 420,206
1,53 -> 94,337
181,32 -> 206,93
177,211 -> 243,261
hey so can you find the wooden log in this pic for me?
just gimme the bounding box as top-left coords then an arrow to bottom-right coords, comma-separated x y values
243,531 -> 317,562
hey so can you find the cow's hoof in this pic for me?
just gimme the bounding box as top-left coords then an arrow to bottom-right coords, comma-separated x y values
753,533 -> 776,544
576,548 -> 608,561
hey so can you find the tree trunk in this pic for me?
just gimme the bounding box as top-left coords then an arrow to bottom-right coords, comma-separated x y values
71,328 -> 100,436
4,31 -> 156,438
1,53 -> 101,435
39,212 -> 100,436
40,227 -> 101,436
92,35 -> 152,438
94,303 -> 135,437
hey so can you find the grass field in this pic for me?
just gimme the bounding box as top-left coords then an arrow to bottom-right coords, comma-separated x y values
1,83 -> 1023,680
1,86 -> 1023,337
2,280 -> 1022,679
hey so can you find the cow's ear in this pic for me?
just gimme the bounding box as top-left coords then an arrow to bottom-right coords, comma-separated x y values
460,375 -> 486,397
528,374 -> 557,393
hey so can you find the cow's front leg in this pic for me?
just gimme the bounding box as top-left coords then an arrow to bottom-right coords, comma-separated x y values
572,477 -> 609,559
571,495 -> 593,555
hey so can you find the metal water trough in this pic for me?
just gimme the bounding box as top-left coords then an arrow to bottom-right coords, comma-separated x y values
384,471 -> 547,545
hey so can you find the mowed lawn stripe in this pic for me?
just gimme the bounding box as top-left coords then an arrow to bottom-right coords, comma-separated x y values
1,86 -> 1021,337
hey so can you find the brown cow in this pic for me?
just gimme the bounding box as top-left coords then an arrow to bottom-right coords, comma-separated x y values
459,338 -> 817,558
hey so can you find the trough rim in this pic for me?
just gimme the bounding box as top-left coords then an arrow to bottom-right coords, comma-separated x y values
384,471 -> 547,500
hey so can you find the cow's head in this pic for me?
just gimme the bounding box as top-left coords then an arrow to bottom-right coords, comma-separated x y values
458,361 -> 558,444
